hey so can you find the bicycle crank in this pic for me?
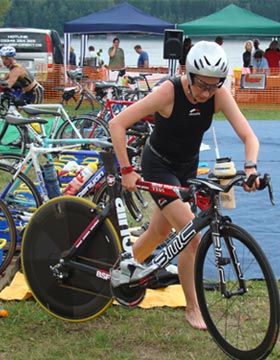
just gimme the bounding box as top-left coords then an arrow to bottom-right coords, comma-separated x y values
111,283 -> 146,308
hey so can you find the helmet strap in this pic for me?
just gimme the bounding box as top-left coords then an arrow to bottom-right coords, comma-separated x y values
187,84 -> 197,103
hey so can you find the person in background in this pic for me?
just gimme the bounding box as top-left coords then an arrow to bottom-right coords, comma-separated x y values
242,40 -> 253,68
108,37 -> 125,70
252,39 -> 264,57
0,45 -> 44,146
264,40 -> 280,73
134,44 -> 149,68
215,36 -> 224,46
99,60 -> 109,81
69,46 -> 76,67
109,41 -> 259,330
252,50 -> 269,74
86,45 -> 99,67
0,45 -> 43,104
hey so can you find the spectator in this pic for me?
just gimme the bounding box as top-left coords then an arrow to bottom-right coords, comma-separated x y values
69,46 -> 76,67
179,37 -> 193,66
99,60 -> 109,81
252,50 -> 269,74
242,40 -> 253,68
134,44 -> 149,68
215,36 -> 224,46
252,39 -> 264,57
86,46 -> 99,67
108,37 -> 125,70
264,40 -> 280,73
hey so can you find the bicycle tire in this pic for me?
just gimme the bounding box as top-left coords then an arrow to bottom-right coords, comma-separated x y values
0,163 -> 42,243
0,163 -> 42,208
21,196 -> 122,322
0,152 -> 24,166
0,119 -> 26,156
195,223 -> 280,360
55,114 -> 109,140
0,199 -> 17,275
75,92 -> 95,112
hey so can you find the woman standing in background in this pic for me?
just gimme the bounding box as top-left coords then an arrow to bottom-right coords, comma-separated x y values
242,40 -> 253,68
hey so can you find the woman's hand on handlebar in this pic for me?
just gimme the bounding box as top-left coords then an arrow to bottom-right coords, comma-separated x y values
243,169 -> 260,192
121,171 -> 141,192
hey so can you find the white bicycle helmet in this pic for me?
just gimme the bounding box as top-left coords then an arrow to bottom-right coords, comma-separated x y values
0,46 -> 16,57
186,41 -> 228,83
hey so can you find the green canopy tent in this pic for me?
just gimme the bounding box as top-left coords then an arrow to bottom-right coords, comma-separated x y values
177,4 -> 280,36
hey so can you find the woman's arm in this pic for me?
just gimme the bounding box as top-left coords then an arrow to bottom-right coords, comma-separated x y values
6,67 -> 21,88
215,86 -> 260,189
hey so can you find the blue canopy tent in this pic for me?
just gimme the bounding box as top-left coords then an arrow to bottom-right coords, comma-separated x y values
64,2 -> 174,65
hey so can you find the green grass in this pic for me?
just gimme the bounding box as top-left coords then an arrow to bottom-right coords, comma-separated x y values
0,295 -> 280,360
214,107 -> 280,120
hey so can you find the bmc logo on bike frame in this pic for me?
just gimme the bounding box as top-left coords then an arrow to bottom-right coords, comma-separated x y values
115,197 -> 132,254
153,221 -> 197,267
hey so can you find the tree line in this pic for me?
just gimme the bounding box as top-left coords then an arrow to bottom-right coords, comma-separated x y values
1,0 -> 280,36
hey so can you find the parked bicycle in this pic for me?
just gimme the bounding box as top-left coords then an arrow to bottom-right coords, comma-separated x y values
0,121 -> 151,250
0,88 -> 109,155
21,141 -> 279,360
0,199 -> 17,275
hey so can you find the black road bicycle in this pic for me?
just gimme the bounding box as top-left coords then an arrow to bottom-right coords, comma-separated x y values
21,142 -> 279,360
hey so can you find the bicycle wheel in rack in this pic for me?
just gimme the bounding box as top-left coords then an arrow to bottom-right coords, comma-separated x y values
195,223 -> 280,360
55,114 -> 109,140
0,163 -> 42,245
21,196 -> 122,322
0,119 -> 26,156
0,199 -> 17,275
0,152 -> 23,166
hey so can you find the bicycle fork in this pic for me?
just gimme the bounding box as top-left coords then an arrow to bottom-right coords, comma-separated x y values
210,219 -> 248,298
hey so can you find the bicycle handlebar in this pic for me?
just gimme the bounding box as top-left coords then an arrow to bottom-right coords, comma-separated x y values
136,172 -> 275,206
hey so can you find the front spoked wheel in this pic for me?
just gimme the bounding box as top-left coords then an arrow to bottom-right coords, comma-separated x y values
21,197 -> 122,322
195,223 -> 280,360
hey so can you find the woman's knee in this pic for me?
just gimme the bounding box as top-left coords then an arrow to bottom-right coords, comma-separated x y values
146,226 -> 170,243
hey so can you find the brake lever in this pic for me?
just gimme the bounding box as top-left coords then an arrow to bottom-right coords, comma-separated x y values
258,173 -> 275,205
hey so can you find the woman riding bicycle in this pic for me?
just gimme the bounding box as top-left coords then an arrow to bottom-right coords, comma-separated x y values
109,41 -> 260,330
0,46 -> 44,104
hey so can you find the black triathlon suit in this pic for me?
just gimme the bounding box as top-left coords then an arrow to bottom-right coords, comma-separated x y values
141,76 -> 215,209
9,63 -> 43,104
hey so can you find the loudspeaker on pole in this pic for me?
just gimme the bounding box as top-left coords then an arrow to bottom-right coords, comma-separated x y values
163,29 -> 183,60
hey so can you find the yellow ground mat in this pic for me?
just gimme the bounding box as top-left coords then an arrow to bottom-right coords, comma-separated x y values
0,272 -> 186,308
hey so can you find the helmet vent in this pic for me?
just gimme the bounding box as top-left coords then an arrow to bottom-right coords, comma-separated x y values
194,59 -> 202,70
215,59 -> 221,67
203,56 -> 211,66
221,62 -> 227,72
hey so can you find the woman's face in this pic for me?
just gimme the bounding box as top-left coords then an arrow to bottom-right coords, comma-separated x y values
190,75 -> 222,102
1,56 -> 14,68
245,42 -> 252,51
